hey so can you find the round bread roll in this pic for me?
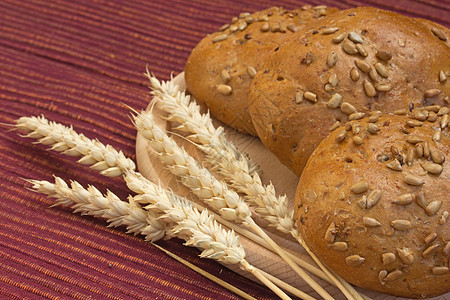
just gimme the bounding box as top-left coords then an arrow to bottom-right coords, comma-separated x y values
248,6 -> 450,175
294,109 -> 449,298
185,5 -> 339,136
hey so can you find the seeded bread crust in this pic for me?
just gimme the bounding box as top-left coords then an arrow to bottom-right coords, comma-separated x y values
185,5 -> 339,136
295,111 -> 449,298
248,7 -> 450,175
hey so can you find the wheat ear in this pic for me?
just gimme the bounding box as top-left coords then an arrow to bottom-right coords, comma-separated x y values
133,109 -> 333,300
15,115 -> 135,177
147,74 -> 364,300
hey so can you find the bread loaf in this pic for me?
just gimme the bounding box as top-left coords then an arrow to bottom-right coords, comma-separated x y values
248,7 -> 449,175
185,5 -> 338,136
295,110 -> 449,298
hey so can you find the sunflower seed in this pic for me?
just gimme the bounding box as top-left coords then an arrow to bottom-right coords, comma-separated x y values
327,93 -> 342,108
346,255 -> 365,266
431,27 -> 447,41
406,135 -> 423,144
352,123 -> 362,135
328,72 -> 338,87
324,221 -> 336,243
440,211 -> 449,224
424,232 -> 437,244
342,40 -> 358,55
416,143 -> 424,158
397,247 -> 414,264
358,195 -> 367,209
369,67 -> 379,82
406,119 -> 423,127
425,105 -> 441,112
441,114 -> 448,128
330,241 -> 348,251
218,24 -> 230,32
404,174 -> 424,186
414,109 -> 429,121
353,136 -> 363,145
220,69 -> 231,83
376,50 -> 392,61
424,141 -> 430,158
329,121 -> 340,131
341,102 -> 357,115
304,91 -> 317,103
345,122 -> 352,131
382,253 -> 396,265
247,66 -> 257,78
287,24 -> 296,32
348,31 -> 364,43
349,112 -> 365,120
375,63 -> 389,78
230,24 -> 238,33
239,12 -> 251,19
239,21 -> 248,31
422,162 -> 443,175
322,27 -> 339,35
424,89 -> 441,98
415,191 -> 427,209
406,146 -> 415,166
438,106 -> 449,115
426,200 -> 442,216
444,242 -> 450,256
385,270 -> 403,282
363,216 -> 381,227
212,34 -> 228,43
355,44 -> 368,57
432,267 -> 449,275
430,149 -> 445,164
350,68 -> 360,81
295,91 -> 304,104
216,84 -> 232,95
392,193 -> 415,205
363,80 -> 377,97
390,146 -> 399,156
368,115 -> 379,123
439,70 -> 447,83
327,51 -> 338,67
393,109 -> 407,115
386,159 -> 402,171
366,123 -> 380,134
367,190 -> 382,208
379,270 -> 388,284
427,112 -> 438,122
422,244 -> 440,258
332,33 -> 346,43
351,180 -> 369,193
391,220 -> 412,231
376,83 -> 392,92
398,39 -> 406,47
270,23 -> 280,32
260,22 -> 270,32
335,130 -> 347,143
355,60 -> 370,73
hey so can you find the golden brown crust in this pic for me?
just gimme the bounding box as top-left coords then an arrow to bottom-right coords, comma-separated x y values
248,7 -> 450,175
185,5 -> 339,136
295,110 -> 449,298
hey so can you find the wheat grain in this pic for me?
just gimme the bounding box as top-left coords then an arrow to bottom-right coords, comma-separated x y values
15,115 -> 135,177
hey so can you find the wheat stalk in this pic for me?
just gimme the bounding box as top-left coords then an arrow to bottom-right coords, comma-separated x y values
147,74 -> 364,300
15,115 -> 135,177
132,109 -> 333,300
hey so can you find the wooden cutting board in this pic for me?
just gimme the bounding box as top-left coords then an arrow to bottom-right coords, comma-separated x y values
135,73 -> 444,300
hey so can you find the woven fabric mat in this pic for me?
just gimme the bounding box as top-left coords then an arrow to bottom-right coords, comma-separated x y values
0,0 -> 448,299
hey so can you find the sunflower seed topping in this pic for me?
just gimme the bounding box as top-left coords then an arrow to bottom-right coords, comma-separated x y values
375,83 -> 392,92
363,80 -> 377,97
304,91 -> 317,103
430,149 -> 445,164
424,141 -> 430,158
406,119 -> 423,127
358,195 -> 367,209
260,22 -> 270,32
341,102 -> 357,115
327,51 -> 338,67
416,143 -> 424,158
444,242 -> 450,256
247,66 -> 257,78
322,27 -> 339,35
386,159 -> 402,171
349,112 -> 365,121
441,114 -> 448,128
346,255 -> 365,266
406,147 -> 415,166
287,24 -> 296,32
392,193 -> 415,205
440,211 -> 449,224
348,31 -> 364,43
404,174 -> 424,186
406,135 -> 423,144
216,84 -> 232,95
422,162 -> 443,175
393,109 -> 407,115
439,70 -> 447,83
342,40 -> 358,55
352,136 -> 363,146
385,270 -> 403,282
328,73 -> 338,87
355,44 -> 368,57
397,247 -> 414,264
355,60 -> 370,73
426,201 -> 442,216
351,180 -> 369,193
350,68 -> 360,81
229,24 -> 238,33
369,67 -> 379,82
295,91 -> 304,104
218,24 -> 230,32
363,216 -> 381,227
367,190 -> 382,208
331,242 -> 348,251
432,267 -> 449,275
382,253 -> 396,265
366,123 -> 380,134
422,244 -> 440,258
391,220 -> 412,231
212,34 -> 228,43
335,130 -> 347,143
324,221 -> 336,243
376,50 -> 392,61
438,106 -> 449,116
424,89 -> 441,98
332,33 -> 346,43
424,232 -> 437,244
329,121 -> 340,131
379,270 -> 388,284
375,63 -> 389,78
428,112 -> 438,122
220,69 -> 231,83
327,93 -> 342,108
431,27 -> 447,41
415,191 -> 427,209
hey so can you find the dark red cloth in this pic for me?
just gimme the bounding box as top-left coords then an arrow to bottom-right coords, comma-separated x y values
0,0 -> 448,299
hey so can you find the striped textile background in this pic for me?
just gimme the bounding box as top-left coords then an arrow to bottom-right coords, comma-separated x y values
0,0 -> 448,299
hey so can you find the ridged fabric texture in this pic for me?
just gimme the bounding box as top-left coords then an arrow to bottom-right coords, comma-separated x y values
0,0 -> 448,299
